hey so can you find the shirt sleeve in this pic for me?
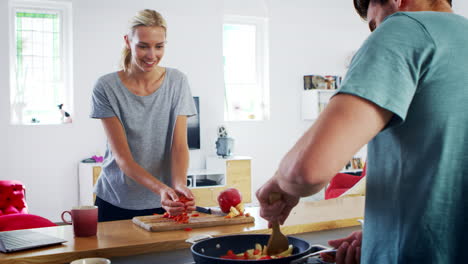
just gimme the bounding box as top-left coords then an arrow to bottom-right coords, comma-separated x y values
90,78 -> 116,119
174,72 -> 197,117
337,13 -> 435,127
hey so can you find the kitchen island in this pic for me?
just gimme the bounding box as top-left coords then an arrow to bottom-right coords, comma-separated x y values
0,196 -> 364,264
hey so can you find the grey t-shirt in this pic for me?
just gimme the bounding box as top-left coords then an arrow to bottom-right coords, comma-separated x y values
90,67 -> 197,210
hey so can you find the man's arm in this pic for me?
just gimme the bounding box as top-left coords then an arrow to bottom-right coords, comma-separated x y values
277,93 -> 393,197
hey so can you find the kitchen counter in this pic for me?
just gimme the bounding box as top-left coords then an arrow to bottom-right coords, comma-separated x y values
0,196 -> 364,264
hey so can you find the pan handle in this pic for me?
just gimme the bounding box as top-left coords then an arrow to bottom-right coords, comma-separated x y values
290,244 -> 336,264
185,234 -> 214,244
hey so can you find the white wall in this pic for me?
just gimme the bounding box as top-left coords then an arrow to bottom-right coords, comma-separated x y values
2,0 -> 467,222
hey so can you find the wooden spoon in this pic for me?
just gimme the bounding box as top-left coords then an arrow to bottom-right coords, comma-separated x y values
266,192 -> 289,256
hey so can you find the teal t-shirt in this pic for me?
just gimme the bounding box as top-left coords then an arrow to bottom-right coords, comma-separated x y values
338,12 -> 468,263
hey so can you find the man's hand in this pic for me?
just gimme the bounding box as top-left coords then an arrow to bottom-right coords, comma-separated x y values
255,172 -> 300,225
321,231 -> 362,264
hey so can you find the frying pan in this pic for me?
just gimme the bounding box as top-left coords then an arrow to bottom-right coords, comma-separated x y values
190,234 -> 331,264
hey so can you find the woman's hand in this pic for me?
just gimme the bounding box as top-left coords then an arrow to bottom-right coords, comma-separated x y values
321,231 -> 362,264
160,187 -> 187,215
174,184 -> 196,213
255,172 -> 300,225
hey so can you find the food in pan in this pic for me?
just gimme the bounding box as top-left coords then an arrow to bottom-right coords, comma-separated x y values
220,243 -> 293,260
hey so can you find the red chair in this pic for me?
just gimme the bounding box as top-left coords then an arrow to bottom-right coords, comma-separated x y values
325,165 -> 366,199
0,180 -> 57,231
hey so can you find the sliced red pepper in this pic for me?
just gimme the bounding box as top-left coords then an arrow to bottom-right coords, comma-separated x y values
178,194 -> 191,203
161,194 -> 195,224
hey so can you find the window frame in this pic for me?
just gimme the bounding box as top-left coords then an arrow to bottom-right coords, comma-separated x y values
223,15 -> 270,122
9,0 -> 73,125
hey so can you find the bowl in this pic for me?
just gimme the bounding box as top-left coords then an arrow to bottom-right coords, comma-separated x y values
70,258 -> 111,264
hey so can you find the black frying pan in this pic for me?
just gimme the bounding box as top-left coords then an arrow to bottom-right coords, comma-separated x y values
191,234 -> 327,264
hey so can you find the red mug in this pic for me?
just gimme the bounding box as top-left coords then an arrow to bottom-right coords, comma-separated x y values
61,205 -> 98,237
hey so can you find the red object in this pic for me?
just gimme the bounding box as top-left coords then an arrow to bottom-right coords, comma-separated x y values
0,214 -> 57,231
178,194 -> 191,203
184,227 -> 193,231
191,213 -> 199,217
0,180 -> 28,215
161,195 -> 193,224
0,180 -> 57,231
325,165 -> 366,199
61,207 -> 98,237
221,249 -> 243,260
217,188 -> 242,213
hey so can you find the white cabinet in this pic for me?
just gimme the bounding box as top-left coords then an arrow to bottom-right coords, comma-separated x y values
78,156 -> 252,208
190,156 -> 252,207
78,162 -> 102,206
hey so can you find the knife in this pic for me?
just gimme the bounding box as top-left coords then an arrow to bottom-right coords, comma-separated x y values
195,206 -> 212,214
195,206 -> 226,216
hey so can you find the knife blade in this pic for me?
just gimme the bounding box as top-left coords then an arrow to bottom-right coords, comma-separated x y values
195,206 -> 226,216
195,206 -> 212,214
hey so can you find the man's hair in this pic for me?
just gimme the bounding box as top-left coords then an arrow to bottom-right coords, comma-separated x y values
353,0 -> 453,20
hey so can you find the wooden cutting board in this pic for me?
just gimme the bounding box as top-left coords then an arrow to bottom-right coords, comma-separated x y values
133,213 -> 255,232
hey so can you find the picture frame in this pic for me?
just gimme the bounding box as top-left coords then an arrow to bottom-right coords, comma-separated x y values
304,75 -> 342,90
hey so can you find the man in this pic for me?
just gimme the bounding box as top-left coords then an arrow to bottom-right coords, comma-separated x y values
256,0 -> 467,263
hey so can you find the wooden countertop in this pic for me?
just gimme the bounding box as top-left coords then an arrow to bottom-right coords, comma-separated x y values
0,196 -> 364,264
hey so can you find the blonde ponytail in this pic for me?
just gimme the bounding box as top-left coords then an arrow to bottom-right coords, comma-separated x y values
120,46 -> 132,72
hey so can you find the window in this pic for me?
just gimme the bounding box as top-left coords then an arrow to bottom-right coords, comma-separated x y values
223,16 -> 269,121
9,0 -> 73,125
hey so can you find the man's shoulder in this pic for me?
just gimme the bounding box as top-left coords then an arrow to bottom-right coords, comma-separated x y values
385,11 -> 468,29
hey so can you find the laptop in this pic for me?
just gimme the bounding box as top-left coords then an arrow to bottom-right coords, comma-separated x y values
0,229 -> 67,253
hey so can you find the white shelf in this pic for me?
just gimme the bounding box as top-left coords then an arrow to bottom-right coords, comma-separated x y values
187,168 -> 224,176
187,168 -> 225,188
188,174 -> 226,189
187,156 -> 252,189
302,89 -> 336,120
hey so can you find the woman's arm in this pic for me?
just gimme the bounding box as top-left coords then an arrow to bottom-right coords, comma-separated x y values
171,115 -> 190,188
170,115 -> 195,210
101,117 -> 169,194
100,117 -> 184,214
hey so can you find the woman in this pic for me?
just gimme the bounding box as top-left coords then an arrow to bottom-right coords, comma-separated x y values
90,9 -> 197,222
